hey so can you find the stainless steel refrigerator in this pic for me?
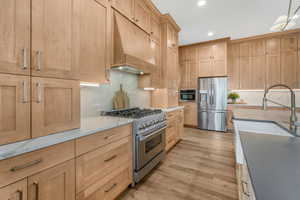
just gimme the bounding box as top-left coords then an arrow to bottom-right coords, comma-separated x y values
197,77 -> 227,132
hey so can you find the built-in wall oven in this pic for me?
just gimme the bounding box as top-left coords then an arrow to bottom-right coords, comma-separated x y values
180,90 -> 196,101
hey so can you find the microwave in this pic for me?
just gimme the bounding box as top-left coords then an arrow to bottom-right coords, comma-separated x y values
180,90 -> 196,101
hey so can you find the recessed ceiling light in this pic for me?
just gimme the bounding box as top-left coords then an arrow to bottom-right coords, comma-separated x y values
208,32 -> 214,36
197,0 -> 207,7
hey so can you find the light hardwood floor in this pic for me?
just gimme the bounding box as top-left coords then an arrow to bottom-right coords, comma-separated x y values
118,128 -> 238,200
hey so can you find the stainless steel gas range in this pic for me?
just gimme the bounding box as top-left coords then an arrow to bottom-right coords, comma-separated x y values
105,108 -> 167,184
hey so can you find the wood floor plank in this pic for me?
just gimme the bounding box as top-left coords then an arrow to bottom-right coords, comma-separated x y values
118,128 -> 238,200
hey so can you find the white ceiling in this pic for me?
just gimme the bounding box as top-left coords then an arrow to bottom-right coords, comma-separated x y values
152,0 -> 300,45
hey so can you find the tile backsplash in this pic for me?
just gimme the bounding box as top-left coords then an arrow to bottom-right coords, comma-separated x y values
81,71 -> 151,118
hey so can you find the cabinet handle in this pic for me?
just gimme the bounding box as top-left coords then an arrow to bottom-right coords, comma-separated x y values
36,82 -> 42,103
105,183 -> 117,193
241,181 -> 250,197
10,159 -> 43,172
16,190 -> 23,200
135,19 -> 139,22
21,80 -> 28,103
33,182 -> 39,200
36,51 -> 42,71
20,48 -> 28,70
104,155 -> 117,162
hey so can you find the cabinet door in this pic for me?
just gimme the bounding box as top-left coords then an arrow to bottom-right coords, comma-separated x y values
251,56 -> 266,89
198,45 -> 212,60
228,57 -> 240,89
212,42 -> 226,60
0,74 -> 30,145
134,0 -> 150,33
297,51 -> 300,88
0,179 -> 27,200
0,0 -> 30,75
190,62 -> 198,89
180,62 -> 189,89
183,103 -> 197,126
198,60 -> 212,77
167,49 -> 178,89
281,33 -> 298,52
266,54 -> 281,87
250,39 -> 266,56
240,42 -> 251,57
239,57 -> 252,89
167,25 -> 176,49
168,90 -> 178,108
212,60 -> 227,76
77,0 -> 111,83
31,77 -> 80,138
150,14 -> 161,42
281,51 -> 297,88
111,0 -> 134,20
266,37 -> 280,55
32,0 -> 79,79
28,160 -> 75,200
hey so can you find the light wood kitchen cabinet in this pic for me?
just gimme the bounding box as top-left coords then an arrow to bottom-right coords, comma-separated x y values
281,33 -> 298,52
134,0 -> 151,33
76,136 -> 132,193
0,0 -> 30,76
77,0 -> 112,83
0,179 -> 27,200
228,56 -> 240,89
250,39 -> 265,56
266,37 -> 281,55
0,74 -> 30,146
251,56 -> 266,89
239,57 -> 252,89
180,62 -> 198,89
28,160 -> 75,200
180,102 -> 197,127
281,51 -> 297,88
150,13 -> 161,42
165,109 -> 184,151
297,51 -> 300,88
239,42 -> 251,57
31,0 -> 79,80
197,41 -> 228,77
266,54 -> 281,87
111,0 -> 134,20
31,77 -> 80,138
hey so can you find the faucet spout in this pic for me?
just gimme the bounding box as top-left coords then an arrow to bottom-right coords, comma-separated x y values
262,84 -> 298,135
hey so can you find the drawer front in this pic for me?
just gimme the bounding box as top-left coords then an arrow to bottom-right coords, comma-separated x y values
0,179 -> 27,200
76,136 -> 132,193
77,165 -> 131,200
166,110 -> 179,120
0,141 -> 75,188
76,124 -> 132,156
166,125 -> 177,151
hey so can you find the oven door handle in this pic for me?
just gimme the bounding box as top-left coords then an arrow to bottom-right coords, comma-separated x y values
139,126 -> 166,141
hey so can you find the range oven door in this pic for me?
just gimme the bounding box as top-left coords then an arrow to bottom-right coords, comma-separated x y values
136,127 -> 166,170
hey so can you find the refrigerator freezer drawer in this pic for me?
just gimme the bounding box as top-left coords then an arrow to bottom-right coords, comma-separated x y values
198,111 -> 227,132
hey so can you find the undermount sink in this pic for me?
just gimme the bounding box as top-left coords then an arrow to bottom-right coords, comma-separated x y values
234,120 -> 292,137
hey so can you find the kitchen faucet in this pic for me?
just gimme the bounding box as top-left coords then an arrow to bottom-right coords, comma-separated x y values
262,84 -> 299,135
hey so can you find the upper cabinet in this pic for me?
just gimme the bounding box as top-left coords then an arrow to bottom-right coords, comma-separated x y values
77,0 -> 112,83
134,0 -> 151,33
150,14 -> 161,42
111,0 -> 134,20
281,33 -> 298,52
198,40 -> 228,77
0,74 -> 30,146
0,0 -> 30,76
31,0 -> 79,80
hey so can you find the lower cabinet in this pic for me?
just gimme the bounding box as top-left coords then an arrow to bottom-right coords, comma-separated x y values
28,159 -> 76,200
0,179 -> 27,200
179,102 -> 197,127
165,109 -> 184,151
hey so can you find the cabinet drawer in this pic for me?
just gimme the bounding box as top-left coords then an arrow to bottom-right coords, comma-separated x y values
0,179 -> 27,200
76,124 -> 132,156
76,136 -> 132,193
166,125 -> 177,151
166,110 -> 180,120
77,165 -> 131,200
0,141 -> 75,188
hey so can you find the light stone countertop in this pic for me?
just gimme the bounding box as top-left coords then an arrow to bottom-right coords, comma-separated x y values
233,108 -> 300,135
161,106 -> 184,113
0,116 -> 133,161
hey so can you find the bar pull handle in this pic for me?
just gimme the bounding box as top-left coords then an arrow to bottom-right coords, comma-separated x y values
36,51 -> 42,71
36,82 -> 42,103
16,190 -> 23,200
241,181 -> 250,197
33,182 -> 39,200
104,155 -> 117,162
10,159 -> 43,172
105,183 -> 117,193
20,48 -> 28,69
21,80 -> 28,103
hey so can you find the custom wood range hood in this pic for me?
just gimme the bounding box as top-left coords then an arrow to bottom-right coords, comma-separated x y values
111,11 -> 156,75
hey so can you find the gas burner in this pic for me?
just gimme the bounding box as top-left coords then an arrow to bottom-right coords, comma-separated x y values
105,108 -> 163,119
